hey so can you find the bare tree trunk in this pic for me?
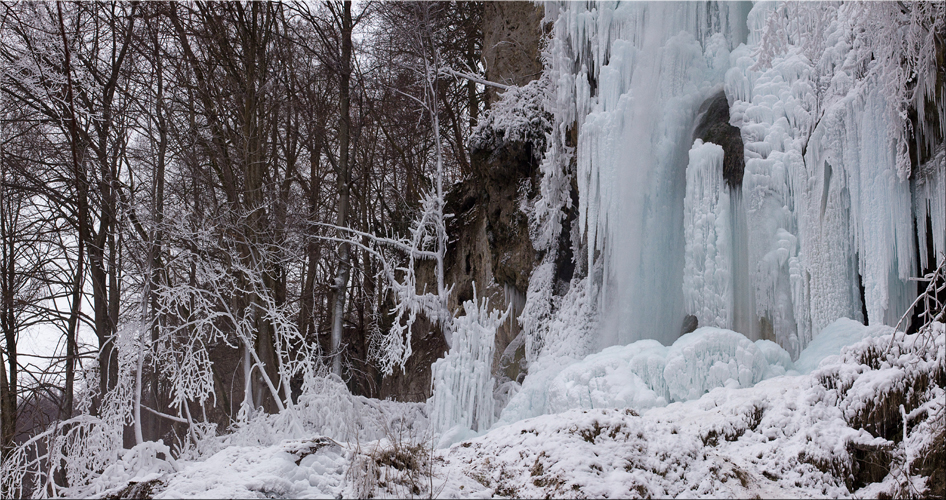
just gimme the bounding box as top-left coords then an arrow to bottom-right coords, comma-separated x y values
299,136 -> 324,342
135,19 -> 170,444
330,0 -> 353,377
0,138 -> 16,460
0,353 -> 12,462
57,2 -> 84,421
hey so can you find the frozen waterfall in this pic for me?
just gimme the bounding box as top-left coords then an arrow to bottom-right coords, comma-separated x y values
544,0 -> 944,357
548,0 -> 753,348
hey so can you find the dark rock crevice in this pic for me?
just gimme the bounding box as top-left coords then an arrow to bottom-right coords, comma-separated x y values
693,90 -> 745,188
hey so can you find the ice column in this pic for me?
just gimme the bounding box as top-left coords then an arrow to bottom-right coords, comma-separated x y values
683,140 -> 733,329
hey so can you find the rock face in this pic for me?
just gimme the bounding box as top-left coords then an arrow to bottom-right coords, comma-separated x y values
440,0 -> 547,386
482,1 -> 545,103
378,134 -> 541,401
379,2 -> 547,401
680,315 -> 699,336
456,1 -> 546,385
445,134 -> 539,385
693,90 -> 745,187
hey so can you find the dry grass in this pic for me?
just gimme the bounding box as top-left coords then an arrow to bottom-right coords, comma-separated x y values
346,415 -> 445,499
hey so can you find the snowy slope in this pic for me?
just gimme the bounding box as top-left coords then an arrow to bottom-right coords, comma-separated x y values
84,320 -> 943,499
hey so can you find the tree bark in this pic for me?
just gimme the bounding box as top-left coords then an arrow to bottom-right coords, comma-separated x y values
330,0 -> 353,377
0,136 -> 17,460
56,2 -> 84,421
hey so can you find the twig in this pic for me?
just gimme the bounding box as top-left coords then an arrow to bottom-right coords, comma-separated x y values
438,67 -> 511,90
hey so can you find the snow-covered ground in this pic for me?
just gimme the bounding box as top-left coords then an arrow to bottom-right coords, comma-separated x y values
82,320 -> 942,499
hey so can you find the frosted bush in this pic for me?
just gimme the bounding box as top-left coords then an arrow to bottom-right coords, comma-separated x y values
89,441 -> 179,497
0,415 -> 124,499
469,74 -> 551,154
222,372 -> 428,450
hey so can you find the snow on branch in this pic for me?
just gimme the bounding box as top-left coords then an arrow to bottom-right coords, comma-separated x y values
470,74 -> 552,153
888,253 -> 946,354
438,66 -> 511,90
313,188 -> 453,376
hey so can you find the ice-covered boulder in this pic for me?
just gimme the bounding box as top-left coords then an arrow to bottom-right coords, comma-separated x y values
498,319 -> 903,425
546,340 -> 670,413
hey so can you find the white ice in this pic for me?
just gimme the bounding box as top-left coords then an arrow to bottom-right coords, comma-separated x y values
496,316 -> 904,425
428,296 -> 508,446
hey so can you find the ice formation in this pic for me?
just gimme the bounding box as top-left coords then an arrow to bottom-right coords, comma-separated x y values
428,296 -> 508,438
546,1 -> 750,348
540,0 -> 945,360
792,317 -> 891,374
498,326 -> 803,425
683,140 -> 733,330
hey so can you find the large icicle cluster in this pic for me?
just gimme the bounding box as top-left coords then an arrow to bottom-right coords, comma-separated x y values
539,0 -> 945,359
724,1 -> 945,356
544,1 -> 753,348
428,296 -> 508,437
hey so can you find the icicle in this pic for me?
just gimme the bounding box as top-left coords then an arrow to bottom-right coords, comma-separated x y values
913,148 -> 946,270
428,288 -> 509,435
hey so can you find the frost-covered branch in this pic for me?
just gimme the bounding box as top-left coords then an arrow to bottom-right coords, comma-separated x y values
340,3 -> 456,377
312,222 -> 439,261
144,223 -> 321,430
438,66 -> 511,90
888,253 -> 946,353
